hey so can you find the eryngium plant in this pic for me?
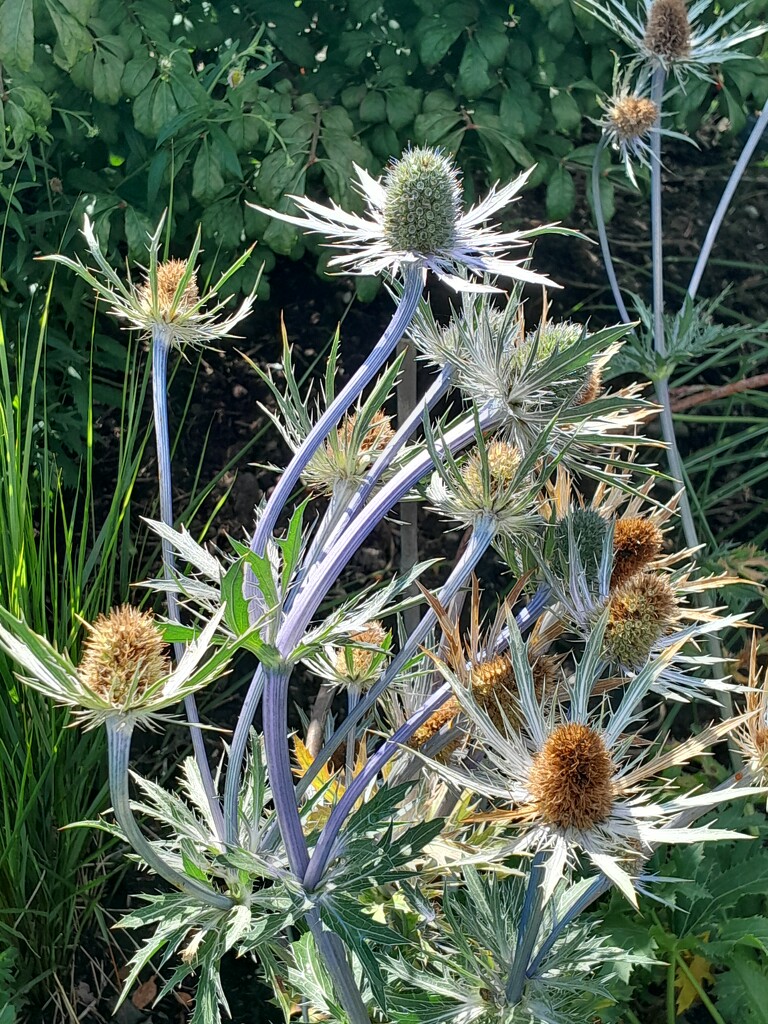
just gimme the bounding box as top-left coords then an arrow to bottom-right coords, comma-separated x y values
0,145 -> 763,1024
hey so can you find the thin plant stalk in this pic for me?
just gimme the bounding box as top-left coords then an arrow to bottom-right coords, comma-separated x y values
647,74 -> 733,721
249,265 -> 423,557
687,103 -> 768,303
647,71 -> 699,553
592,137 -> 633,325
106,717 -> 233,910
151,329 -> 225,842
398,338 -> 421,635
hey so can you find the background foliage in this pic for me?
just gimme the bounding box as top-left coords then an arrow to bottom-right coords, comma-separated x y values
1,0 -> 768,1017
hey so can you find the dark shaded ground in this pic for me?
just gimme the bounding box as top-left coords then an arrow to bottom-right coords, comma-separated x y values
75,135 -> 768,1023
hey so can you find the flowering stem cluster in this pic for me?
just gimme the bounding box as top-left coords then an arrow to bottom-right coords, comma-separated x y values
1,130 -> 765,1024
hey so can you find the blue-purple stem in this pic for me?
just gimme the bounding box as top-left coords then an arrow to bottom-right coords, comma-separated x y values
592,137 -> 632,325
506,852 -> 546,1005
224,399 -> 498,846
687,103 -> 768,304
248,264 -> 423,559
302,517 -> 497,890
152,330 -> 224,843
222,366 -> 454,846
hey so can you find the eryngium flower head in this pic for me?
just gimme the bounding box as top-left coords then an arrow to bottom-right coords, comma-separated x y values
0,605 -> 230,729
303,410 -> 395,495
594,63 -> 692,186
42,213 -> 257,350
79,606 -> 169,704
333,621 -> 390,687
411,292 -> 648,481
581,0 -> 767,83
249,147 -> 561,292
427,435 -> 541,539
421,614 -> 760,903
604,572 -> 677,667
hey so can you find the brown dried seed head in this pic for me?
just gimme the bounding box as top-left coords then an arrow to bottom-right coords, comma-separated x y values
471,654 -> 516,700
607,96 -> 659,142
644,0 -> 691,61
79,606 -> 169,704
138,259 -> 200,319
334,621 -> 388,681
605,572 -> 677,667
528,722 -> 615,830
611,517 -> 664,589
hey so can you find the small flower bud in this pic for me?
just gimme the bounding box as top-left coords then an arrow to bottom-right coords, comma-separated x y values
462,440 -> 521,497
611,517 -> 663,590
606,95 -> 659,143
553,508 -> 608,585
334,621 -> 389,686
138,259 -> 200,323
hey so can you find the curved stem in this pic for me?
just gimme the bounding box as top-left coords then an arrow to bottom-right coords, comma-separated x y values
687,104 -> 768,304
592,136 -> 633,325
527,876 -> 609,977
151,331 -> 224,842
304,680 -> 453,891
106,717 -> 233,911
262,666 -> 310,877
302,518 -> 496,891
506,852 -> 546,1005
249,265 -> 423,558
294,511 -> 497,807
223,366 -> 458,846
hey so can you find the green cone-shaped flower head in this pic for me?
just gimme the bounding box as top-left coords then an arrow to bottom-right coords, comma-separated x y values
382,148 -> 462,256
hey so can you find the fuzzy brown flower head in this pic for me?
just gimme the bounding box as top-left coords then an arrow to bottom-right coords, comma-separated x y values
305,411 -> 394,493
462,440 -> 521,496
350,410 -> 394,453
605,572 -> 676,667
382,148 -> 461,255
138,259 -> 200,321
79,606 -> 169,705
529,722 -> 615,831
334,621 -> 388,684
607,95 -> 659,143
644,0 -> 692,60
611,517 -> 664,590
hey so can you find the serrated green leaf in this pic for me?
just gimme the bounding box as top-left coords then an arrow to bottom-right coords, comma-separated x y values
0,0 -> 34,72
46,0 -> 92,68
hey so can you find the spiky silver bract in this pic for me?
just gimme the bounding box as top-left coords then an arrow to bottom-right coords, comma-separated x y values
581,0 -> 767,83
42,214 -> 257,351
250,147 -> 563,292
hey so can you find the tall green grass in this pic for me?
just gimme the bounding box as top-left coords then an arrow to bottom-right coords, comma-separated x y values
0,278 -> 152,1016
